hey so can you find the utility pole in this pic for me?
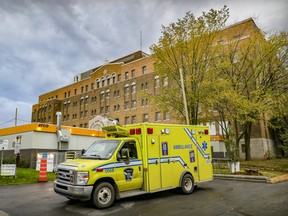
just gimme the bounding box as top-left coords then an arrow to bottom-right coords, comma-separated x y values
179,68 -> 190,125
15,108 -> 18,126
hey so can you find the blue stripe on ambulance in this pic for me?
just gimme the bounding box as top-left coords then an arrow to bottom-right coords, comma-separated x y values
184,128 -> 210,159
92,160 -> 143,171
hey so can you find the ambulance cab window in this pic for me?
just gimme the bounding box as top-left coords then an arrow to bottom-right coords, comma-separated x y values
119,141 -> 138,159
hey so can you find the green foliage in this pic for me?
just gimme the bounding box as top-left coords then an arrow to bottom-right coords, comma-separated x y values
2,156 -> 30,168
0,168 -> 56,186
151,5 -> 288,161
150,6 -> 229,125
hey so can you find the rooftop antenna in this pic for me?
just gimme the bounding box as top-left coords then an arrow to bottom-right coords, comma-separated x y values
140,31 -> 142,51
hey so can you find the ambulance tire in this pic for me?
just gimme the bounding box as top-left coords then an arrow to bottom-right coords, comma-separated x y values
91,182 -> 115,209
181,174 -> 195,195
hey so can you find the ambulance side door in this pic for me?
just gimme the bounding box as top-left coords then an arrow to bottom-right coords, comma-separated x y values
116,140 -> 143,192
147,135 -> 161,191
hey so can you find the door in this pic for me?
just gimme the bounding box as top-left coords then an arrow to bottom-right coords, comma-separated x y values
160,137 -> 172,188
147,135 -> 161,191
196,135 -> 213,181
116,140 -> 143,192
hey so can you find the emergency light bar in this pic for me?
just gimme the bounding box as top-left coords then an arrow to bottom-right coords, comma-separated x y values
102,125 -> 129,137
129,128 -> 153,135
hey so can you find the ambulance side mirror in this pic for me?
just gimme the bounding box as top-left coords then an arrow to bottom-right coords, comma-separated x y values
81,149 -> 86,155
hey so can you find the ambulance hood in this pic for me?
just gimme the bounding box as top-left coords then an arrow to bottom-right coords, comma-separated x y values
59,158 -> 108,172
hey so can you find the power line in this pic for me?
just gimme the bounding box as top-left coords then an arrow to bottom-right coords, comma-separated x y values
0,119 -> 15,126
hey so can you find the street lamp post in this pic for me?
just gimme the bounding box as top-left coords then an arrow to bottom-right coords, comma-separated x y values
179,68 -> 190,125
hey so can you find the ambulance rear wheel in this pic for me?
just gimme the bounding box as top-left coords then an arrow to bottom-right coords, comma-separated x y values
181,174 -> 195,194
91,182 -> 115,209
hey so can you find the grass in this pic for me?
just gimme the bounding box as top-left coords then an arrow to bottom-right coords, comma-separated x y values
213,158 -> 288,177
0,168 -> 56,186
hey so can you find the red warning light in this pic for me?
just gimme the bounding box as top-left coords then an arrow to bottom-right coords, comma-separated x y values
147,128 -> 153,134
136,128 -> 141,134
204,129 -> 209,135
96,168 -> 104,172
130,129 -> 135,135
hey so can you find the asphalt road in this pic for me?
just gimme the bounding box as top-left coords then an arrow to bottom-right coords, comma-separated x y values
0,179 -> 287,216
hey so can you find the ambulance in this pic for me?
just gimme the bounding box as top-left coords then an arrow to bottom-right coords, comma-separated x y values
54,123 -> 213,209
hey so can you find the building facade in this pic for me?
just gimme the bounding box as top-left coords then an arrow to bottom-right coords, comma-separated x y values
32,51 -> 179,129
31,18 -> 277,160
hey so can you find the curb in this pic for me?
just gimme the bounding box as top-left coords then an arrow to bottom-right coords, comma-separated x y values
214,173 -> 288,184
214,174 -> 268,183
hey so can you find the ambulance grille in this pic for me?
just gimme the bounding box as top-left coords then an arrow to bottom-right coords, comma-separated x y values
56,165 -> 77,185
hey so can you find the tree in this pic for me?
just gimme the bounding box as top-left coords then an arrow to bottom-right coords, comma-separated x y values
208,21 -> 288,160
150,6 -> 288,161
150,6 -> 229,125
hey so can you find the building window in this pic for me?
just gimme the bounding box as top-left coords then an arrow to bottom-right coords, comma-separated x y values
96,81 -> 100,88
125,72 -> 129,80
91,83 -> 94,90
142,66 -> 147,75
81,86 -> 84,93
163,112 -> 170,120
125,117 -> 130,125
143,113 -> 148,122
132,84 -> 136,94
132,115 -> 136,124
106,91 -> 110,99
118,74 -> 121,82
163,77 -> 168,86
68,91 -> 70,97
145,82 -> 148,90
155,77 -> 160,88
125,101 -> 129,110
155,112 -> 161,121
107,77 -> 110,85
64,92 -> 67,98
106,106 -> 110,113
131,100 -> 136,108
131,69 -> 135,78
85,85 -> 88,92
100,92 -> 105,100
100,107 -> 104,114
102,79 -> 105,87
125,86 -> 129,95
112,75 -> 116,84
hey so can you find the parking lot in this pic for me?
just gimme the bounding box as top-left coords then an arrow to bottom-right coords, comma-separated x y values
0,179 -> 287,216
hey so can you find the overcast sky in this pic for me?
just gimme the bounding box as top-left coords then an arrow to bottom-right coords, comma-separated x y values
0,0 -> 287,128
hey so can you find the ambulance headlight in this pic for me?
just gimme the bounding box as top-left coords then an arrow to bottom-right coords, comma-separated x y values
76,171 -> 89,185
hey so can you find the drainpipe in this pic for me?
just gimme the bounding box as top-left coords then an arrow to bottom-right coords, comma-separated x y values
56,112 -> 62,150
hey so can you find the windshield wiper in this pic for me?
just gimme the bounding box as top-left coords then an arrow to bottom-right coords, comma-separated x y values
89,154 -> 102,159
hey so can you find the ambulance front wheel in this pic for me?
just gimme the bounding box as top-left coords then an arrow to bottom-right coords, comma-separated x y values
181,174 -> 195,194
91,182 -> 115,209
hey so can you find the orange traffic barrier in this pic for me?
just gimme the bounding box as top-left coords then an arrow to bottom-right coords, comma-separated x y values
38,155 -> 48,182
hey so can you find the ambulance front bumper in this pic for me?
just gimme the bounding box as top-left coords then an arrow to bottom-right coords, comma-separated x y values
54,180 -> 93,201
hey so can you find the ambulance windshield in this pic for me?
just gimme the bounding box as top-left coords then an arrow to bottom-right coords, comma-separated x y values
82,140 -> 121,159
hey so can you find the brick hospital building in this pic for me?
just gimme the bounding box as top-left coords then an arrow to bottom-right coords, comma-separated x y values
31,18 -> 277,159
